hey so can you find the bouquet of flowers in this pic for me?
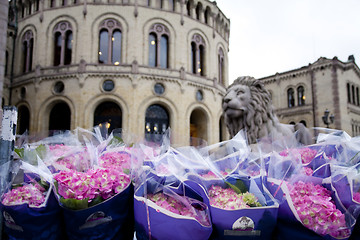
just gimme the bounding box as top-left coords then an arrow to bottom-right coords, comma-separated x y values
265,148 -> 356,240
188,175 -> 278,240
42,127 -> 135,240
183,133 -> 278,240
0,159 -> 63,240
134,180 -> 212,240
132,140 -> 212,240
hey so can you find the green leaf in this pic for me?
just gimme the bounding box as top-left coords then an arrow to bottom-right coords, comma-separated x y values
60,197 -> 89,210
123,168 -> 130,175
14,148 -> 25,159
38,179 -> 50,191
88,195 -> 103,207
108,136 -> 124,146
225,179 -> 248,194
35,144 -> 47,160
54,181 -> 59,193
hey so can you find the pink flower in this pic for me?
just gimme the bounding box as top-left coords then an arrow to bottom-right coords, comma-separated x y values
98,151 -> 131,174
280,147 -> 317,164
1,184 -> 46,207
208,185 -> 261,210
288,181 -> 349,238
54,167 -> 130,204
147,192 -> 210,226
49,144 -> 91,171
353,192 -> 360,203
303,167 -> 313,176
200,170 -> 229,179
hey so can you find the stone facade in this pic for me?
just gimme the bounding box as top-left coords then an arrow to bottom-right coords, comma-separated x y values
261,56 -> 360,137
3,0 -> 230,146
0,0 -> 9,119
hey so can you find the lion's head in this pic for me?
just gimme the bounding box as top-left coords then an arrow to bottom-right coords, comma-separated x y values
222,76 -> 278,144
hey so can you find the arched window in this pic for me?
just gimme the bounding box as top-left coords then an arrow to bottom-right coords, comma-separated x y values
218,48 -> 225,85
204,7 -> 210,25
190,108 -> 207,146
186,0 -> 191,16
300,120 -> 307,127
148,23 -> 169,68
287,88 -> 295,108
297,86 -> 305,106
191,34 -> 205,76
94,101 -> 122,133
145,104 -> 169,143
22,30 -> 34,73
149,33 -> 157,67
195,2 -> 202,20
347,83 -> 351,103
98,19 -> 122,65
49,102 -> 71,133
53,22 -> 73,66
18,105 -> 30,135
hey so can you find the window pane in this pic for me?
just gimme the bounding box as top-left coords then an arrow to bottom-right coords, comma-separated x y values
29,38 -> 33,71
297,86 -> 305,106
199,45 -> 204,76
64,31 -> 72,65
196,4 -> 200,20
169,0 -> 174,11
112,30 -> 121,65
149,33 -> 157,67
288,88 -> 294,108
22,41 -> 28,72
145,104 -> 169,143
54,32 -> 62,66
204,9 -> 209,24
352,85 -> 355,104
191,42 -> 196,73
99,30 -> 108,64
160,35 -> 168,68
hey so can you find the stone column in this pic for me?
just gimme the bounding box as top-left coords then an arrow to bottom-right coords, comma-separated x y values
0,0 -> 9,127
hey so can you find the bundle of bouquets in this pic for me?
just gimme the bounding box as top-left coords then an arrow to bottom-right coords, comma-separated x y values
265,150 -> 356,240
46,128 -> 135,240
0,159 -> 64,239
132,142 -> 212,240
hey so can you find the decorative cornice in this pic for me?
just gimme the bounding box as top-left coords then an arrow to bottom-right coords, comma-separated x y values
275,105 -> 313,117
261,56 -> 360,85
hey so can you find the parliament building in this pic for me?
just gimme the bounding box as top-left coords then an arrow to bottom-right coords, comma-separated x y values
3,0 -> 230,145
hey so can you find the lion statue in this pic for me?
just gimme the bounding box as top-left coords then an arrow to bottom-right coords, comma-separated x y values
222,76 -> 312,145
